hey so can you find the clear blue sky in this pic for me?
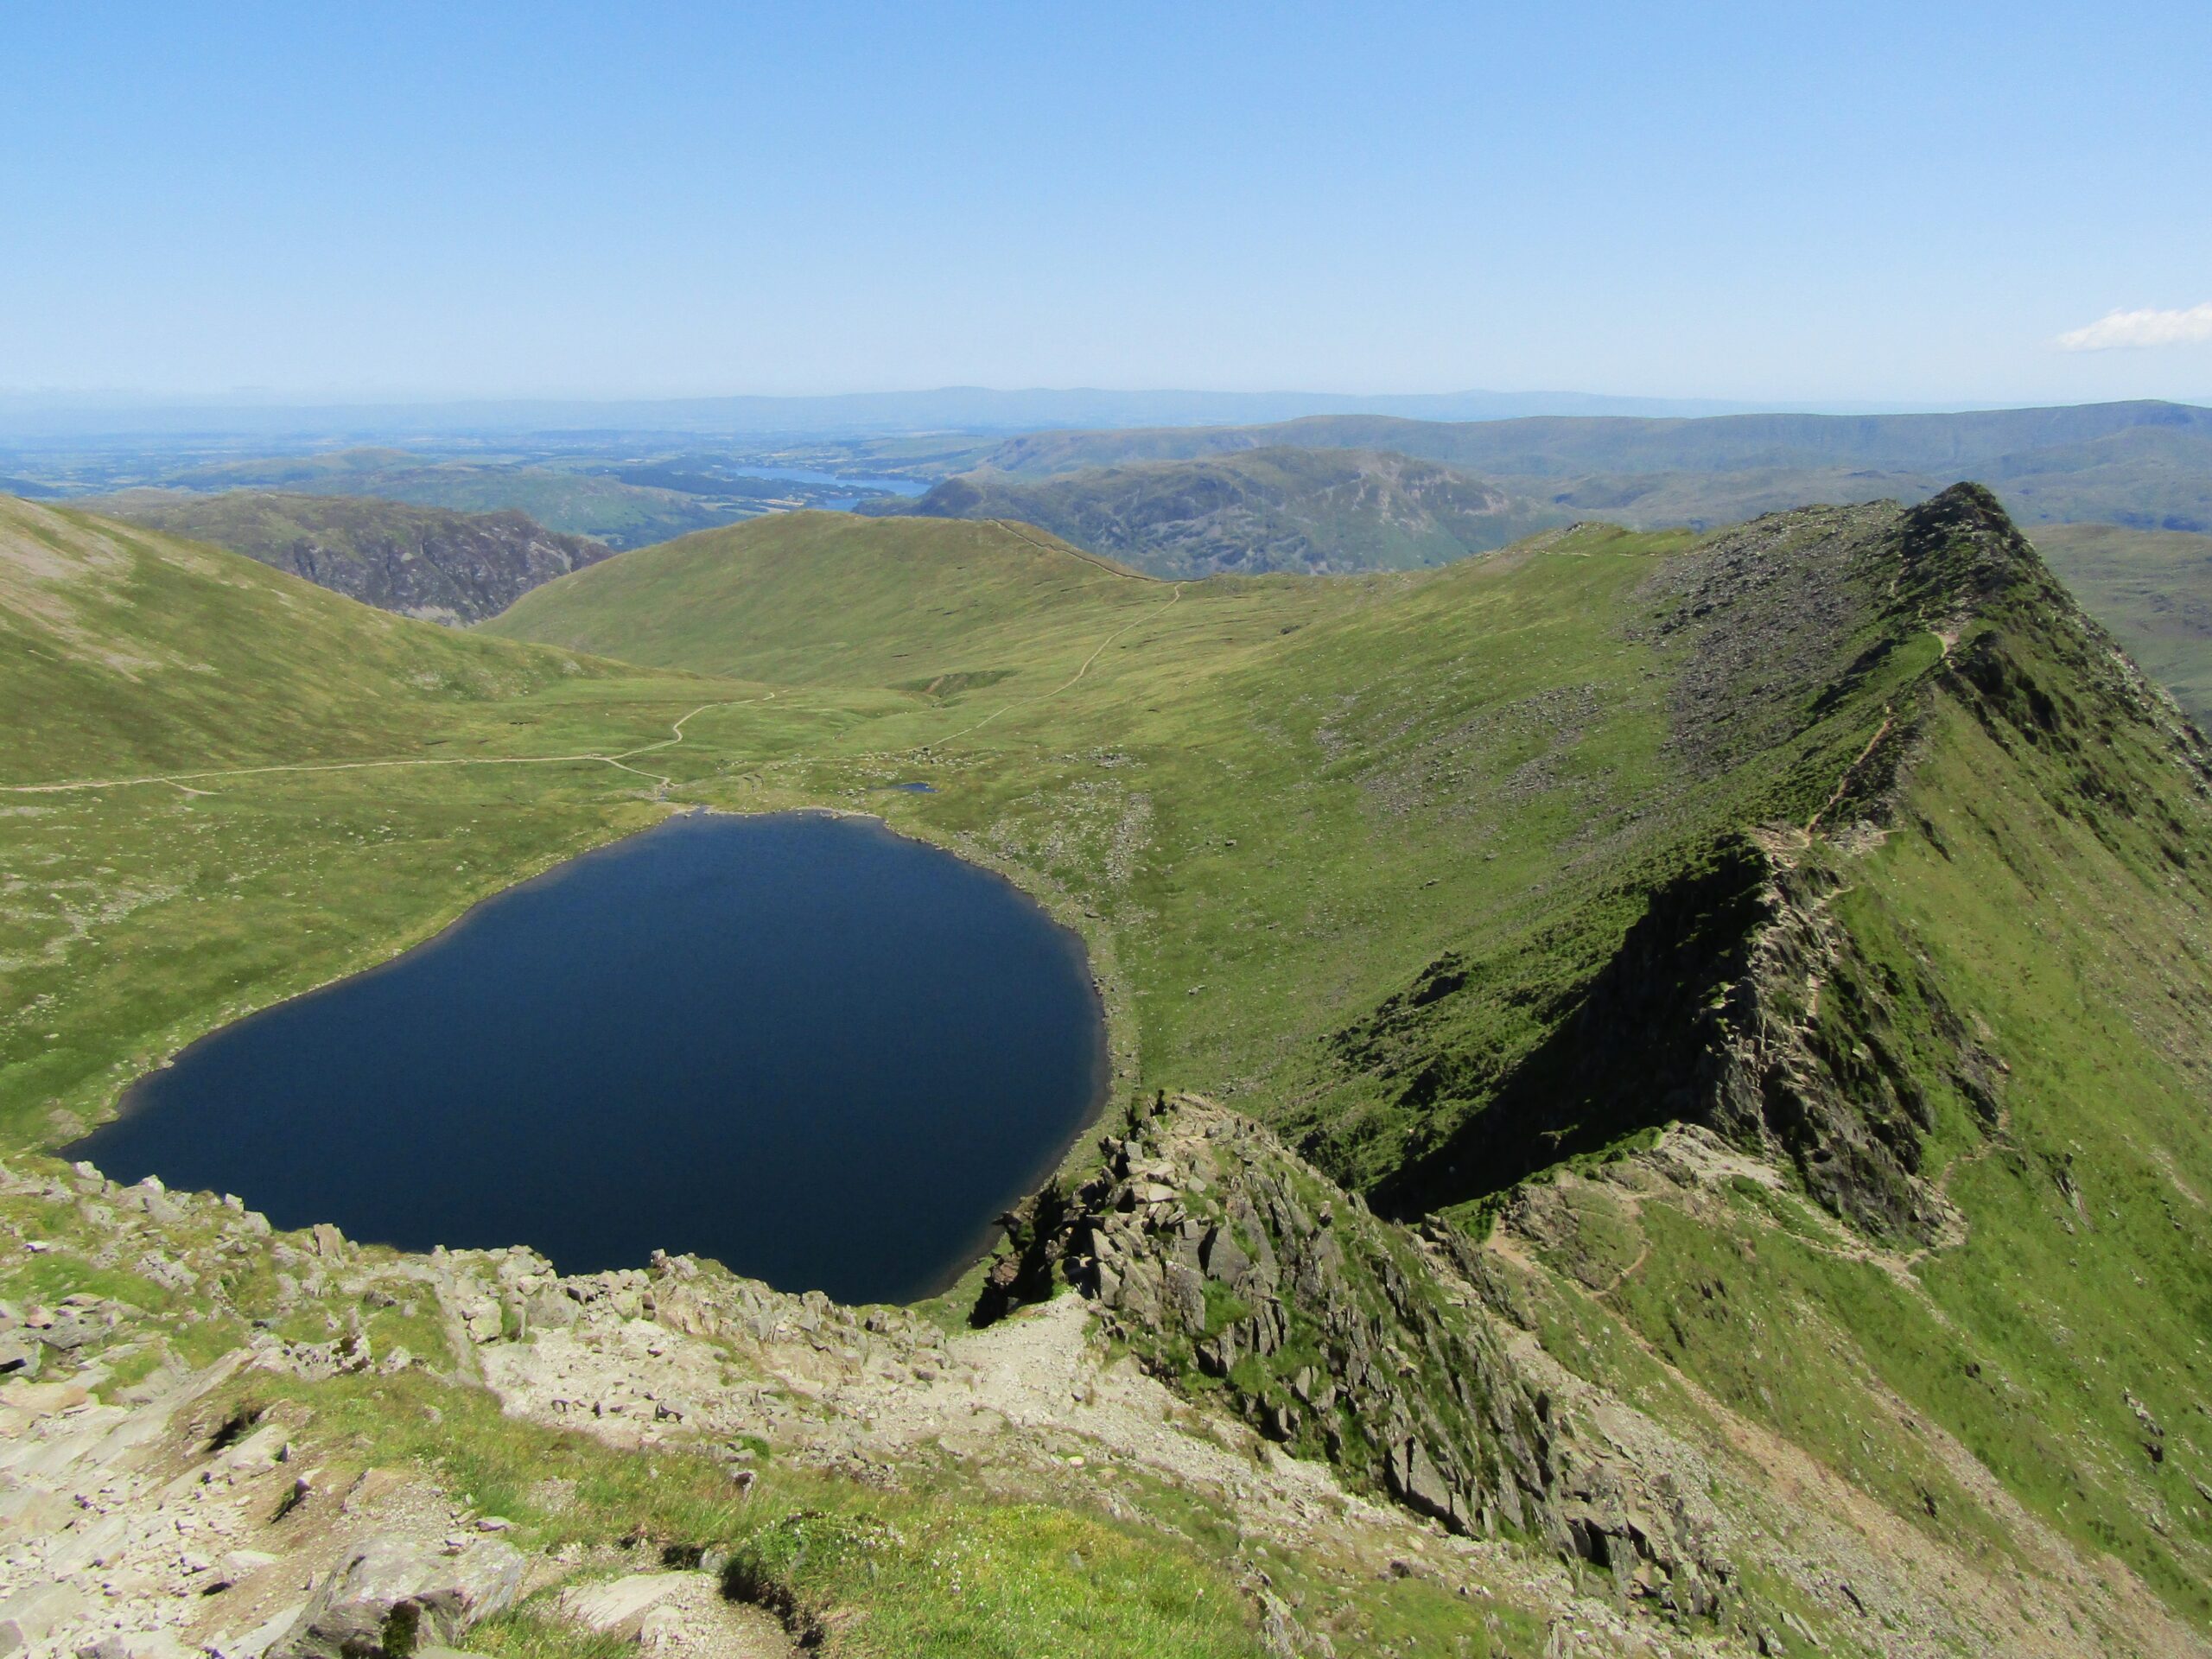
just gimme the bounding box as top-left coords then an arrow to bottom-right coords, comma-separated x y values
5,1 -> 2209,404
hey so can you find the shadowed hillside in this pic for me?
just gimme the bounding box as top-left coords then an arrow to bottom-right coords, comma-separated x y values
85,489 -> 617,623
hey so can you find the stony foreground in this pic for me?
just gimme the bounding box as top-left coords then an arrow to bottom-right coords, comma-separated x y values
6,1079 -> 2204,1659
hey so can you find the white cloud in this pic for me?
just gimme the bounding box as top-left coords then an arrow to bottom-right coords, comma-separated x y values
2056,302 -> 2212,352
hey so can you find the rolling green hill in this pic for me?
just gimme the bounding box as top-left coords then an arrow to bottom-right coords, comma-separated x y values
486,509 -> 1191,687
861,448 -> 1567,576
80,489 -> 617,623
12,487 -> 2212,1656
1,495 -> 620,782
831,454 -> 2212,729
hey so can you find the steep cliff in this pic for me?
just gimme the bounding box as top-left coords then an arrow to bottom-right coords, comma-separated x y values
90,490 -> 618,622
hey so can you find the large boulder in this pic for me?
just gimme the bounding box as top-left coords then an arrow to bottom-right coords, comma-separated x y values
557,1573 -> 685,1641
272,1535 -> 522,1659
0,1581 -> 85,1656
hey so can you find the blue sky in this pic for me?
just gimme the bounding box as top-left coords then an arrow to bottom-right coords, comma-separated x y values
4,2 -> 2209,404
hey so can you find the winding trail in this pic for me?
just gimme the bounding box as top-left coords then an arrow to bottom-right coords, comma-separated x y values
0,697 -> 763,798
1806,711 -> 1897,835
1803,624 -> 1959,836
995,522 -> 1169,585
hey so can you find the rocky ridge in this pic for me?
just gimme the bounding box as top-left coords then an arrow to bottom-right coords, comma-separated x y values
1349,486 -> 2196,1247
979,1094 -> 1732,1616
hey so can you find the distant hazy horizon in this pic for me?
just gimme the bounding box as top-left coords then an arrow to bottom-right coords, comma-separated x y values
4,385 -> 2209,448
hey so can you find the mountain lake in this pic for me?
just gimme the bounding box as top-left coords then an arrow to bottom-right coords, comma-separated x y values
68,811 -> 1109,1304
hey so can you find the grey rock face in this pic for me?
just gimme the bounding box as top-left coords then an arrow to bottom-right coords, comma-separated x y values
0,1582 -> 86,1655
97,493 -> 618,625
979,1091 -> 1738,1619
978,1093 -> 1553,1540
271,1535 -> 523,1659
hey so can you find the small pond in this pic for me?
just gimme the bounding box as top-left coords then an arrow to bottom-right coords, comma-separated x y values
68,812 -> 1109,1305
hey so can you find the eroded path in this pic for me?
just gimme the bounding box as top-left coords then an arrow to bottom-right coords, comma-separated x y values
0,699 -> 760,798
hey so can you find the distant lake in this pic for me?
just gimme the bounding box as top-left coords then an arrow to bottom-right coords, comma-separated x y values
70,813 -> 1108,1304
728,466 -> 929,497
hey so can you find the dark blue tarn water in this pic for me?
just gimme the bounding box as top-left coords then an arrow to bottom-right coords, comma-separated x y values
69,813 -> 1109,1304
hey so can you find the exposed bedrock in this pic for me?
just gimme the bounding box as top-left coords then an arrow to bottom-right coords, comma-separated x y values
976,1092 -> 1732,1617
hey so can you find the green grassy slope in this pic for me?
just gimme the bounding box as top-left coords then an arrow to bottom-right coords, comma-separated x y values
484,487 -> 2212,1637
16,486 -> 2212,1649
0,497 -> 617,781
2033,521 -> 2212,721
1484,516 -> 2212,1629
490,505 -> 1918,1188
486,510 -> 1190,686
866,447 -> 1568,577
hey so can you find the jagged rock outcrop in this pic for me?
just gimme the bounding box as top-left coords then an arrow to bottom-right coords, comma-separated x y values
271,1535 -> 523,1659
1694,837 -> 2005,1239
975,1093 -> 1732,1615
980,1095 -> 1552,1537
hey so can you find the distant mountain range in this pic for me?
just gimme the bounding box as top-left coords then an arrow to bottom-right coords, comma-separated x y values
14,399 -> 2210,542
130,450 -> 746,549
865,448 -> 1567,576
965,400 -> 2212,532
